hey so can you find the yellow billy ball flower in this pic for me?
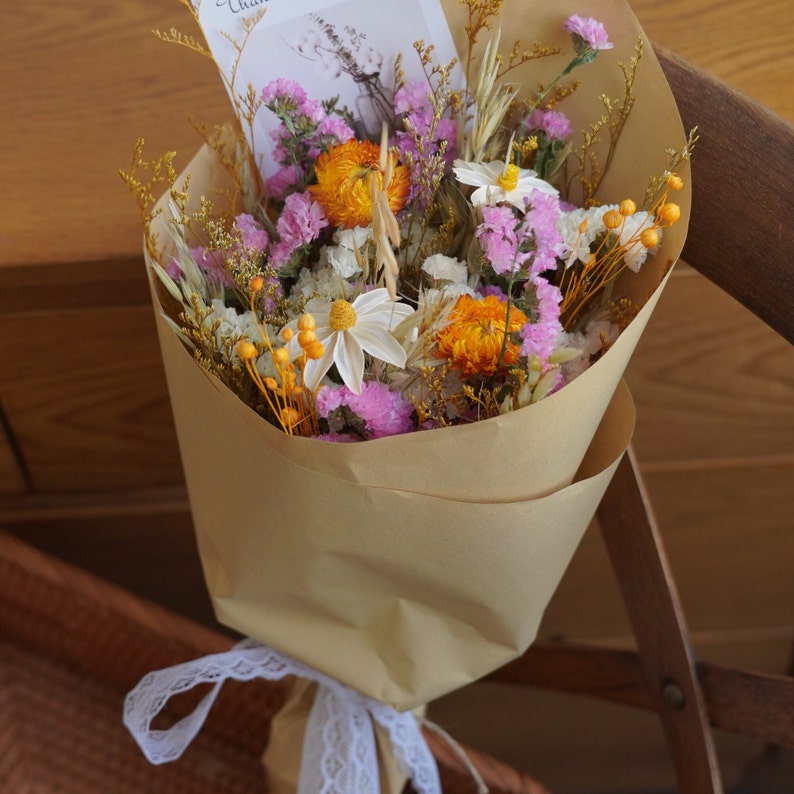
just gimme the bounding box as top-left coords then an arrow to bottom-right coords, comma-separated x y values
667,173 -> 684,190
297,313 -> 316,332
304,339 -> 325,360
280,407 -> 301,428
298,329 -> 317,348
236,341 -> 258,361
602,209 -> 622,230
435,295 -> 529,377
272,347 -> 290,367
619,199 -> 636,216
640,228 -> 660,248
309,139 -> 410,228
658,202 -> 681,224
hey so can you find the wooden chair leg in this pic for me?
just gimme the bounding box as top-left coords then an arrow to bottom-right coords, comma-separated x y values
596,445 -> 723,793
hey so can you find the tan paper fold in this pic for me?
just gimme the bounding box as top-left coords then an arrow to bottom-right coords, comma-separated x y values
146,0 -> 689,711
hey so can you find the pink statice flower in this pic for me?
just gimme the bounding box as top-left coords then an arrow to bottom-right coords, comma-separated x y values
266,166 -> 302,201
189,246 -> 234,289
262,79 -> 354,197
316,381 -> 415,440
477,191 -> 564,278
564,15 -> 613,53
297,96 -> 325,124
394,82 -> 432,114
394,81 -> 458,207
527,109 -> 572,141
522,191 -> 566,275
261,78 -> 308,108
478,283 -> 508,301
165,256 -> 183,281
519,275 -> 563,363
476,205 -> 530,276
270,192 -> 328,267
234,213 -> 269,253
316,115 -> 355,144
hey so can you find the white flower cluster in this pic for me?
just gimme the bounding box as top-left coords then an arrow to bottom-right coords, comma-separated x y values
557,205 -> 661,272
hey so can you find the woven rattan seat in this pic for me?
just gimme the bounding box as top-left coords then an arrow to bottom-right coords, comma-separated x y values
0,530 -> 546,793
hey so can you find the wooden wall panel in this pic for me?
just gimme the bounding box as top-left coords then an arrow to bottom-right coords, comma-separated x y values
0,306 -> 183,491
631,0 -> 794,122
626,268 -> 794,465
536,462 -> 794,646
2,505 -> 214,629
646,464 -> 794,635
2,0 -> 230,269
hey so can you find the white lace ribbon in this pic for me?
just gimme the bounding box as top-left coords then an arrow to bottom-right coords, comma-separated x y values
123,639 -> 442,794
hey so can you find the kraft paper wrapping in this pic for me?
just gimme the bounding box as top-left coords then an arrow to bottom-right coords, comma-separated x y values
146,0 -> 689,710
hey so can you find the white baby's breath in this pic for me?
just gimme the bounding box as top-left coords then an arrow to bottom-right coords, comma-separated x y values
325,227 -> 372,278
290,264 -> 354,310
421,254 -> 468,285
557,206 -> 608,267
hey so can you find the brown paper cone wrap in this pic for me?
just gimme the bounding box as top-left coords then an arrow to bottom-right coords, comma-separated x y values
146,0 -> 688,710
151,301 -> 634,709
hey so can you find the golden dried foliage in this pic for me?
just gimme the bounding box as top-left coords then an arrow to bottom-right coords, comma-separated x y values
567,36 -> 644,207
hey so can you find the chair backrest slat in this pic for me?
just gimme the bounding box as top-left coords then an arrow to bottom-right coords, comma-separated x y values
655,45 -> 794,344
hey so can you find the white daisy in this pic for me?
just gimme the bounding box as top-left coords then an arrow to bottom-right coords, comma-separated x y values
290,288 -> 414,394
452,159 -> 558,210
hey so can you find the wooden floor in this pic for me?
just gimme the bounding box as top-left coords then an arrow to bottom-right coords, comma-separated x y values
1,0 -> 793,791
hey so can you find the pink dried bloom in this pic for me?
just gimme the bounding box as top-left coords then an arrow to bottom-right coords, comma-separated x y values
476,205 -> 530,276
313,432 -> 358,443
394,81 -> 433,114
564,15 -> 613,52
394,81 -> 458,207
316,115 -> 355,143
234,213 -> 269,253
527,109 -> 572,141
186,246 -> 234,289
478,283 -> 508,301
261,78 -> 308,107
298,97 -> 326,124
522,191 -> 566,275
316,381 -> 414,439
270,192 -> 328,266
266,166 -> 302,201
519,276 -> 563,362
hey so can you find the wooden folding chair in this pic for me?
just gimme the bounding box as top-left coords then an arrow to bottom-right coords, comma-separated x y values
486,44 -> 794,793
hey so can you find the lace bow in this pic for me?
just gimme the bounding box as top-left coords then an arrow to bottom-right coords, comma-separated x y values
123,639 -> 442,794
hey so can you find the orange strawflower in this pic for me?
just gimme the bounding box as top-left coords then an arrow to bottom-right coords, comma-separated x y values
309,139 -> 410,228
435,294 -> 528,377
